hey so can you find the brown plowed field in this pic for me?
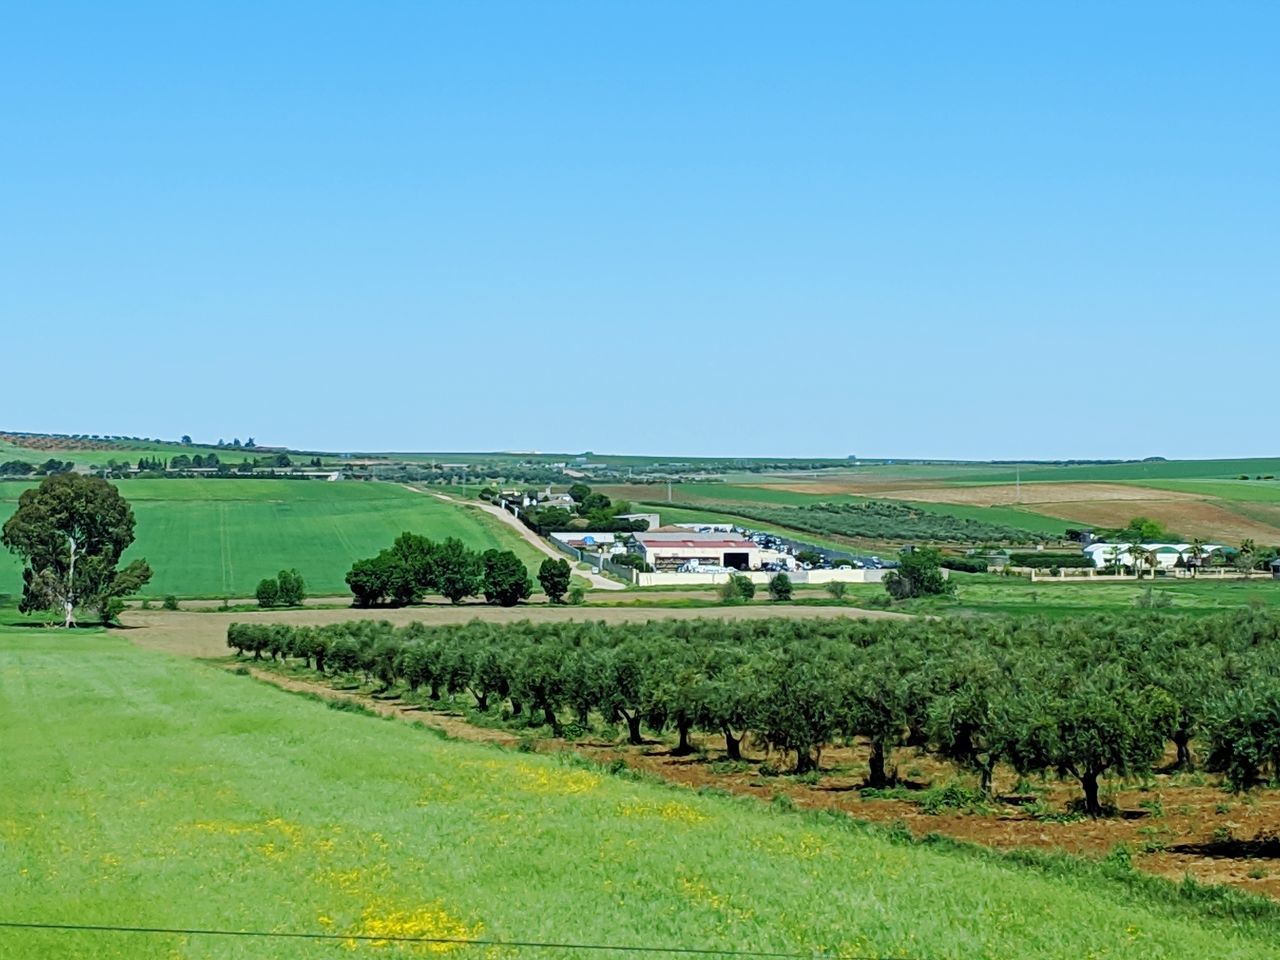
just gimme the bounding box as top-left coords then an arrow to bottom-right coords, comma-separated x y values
1030,500 -> 1280,544
751,480 -> 1195,506
742,480 -> 1280,543
123,604 -> 910,658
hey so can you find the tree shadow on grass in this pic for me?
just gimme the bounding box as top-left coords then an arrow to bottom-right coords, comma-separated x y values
1168,833 -> 1280,859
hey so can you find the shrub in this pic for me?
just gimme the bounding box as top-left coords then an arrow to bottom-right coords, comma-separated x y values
883,547 -> 954,600
276,569 -> 306,606
1009,552 -> 1094,570
825,581 -> 848,600
255,577 -> 280,608
567,586 -> 586,605
162,595 -> 179,611
538,558 -> 573,604
941,556 -> 989,574
767,573 -> 793,602
719,573 -> 755,603
482,550 -> 532,606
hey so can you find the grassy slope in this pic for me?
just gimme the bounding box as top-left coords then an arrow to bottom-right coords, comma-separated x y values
3,631 -> 1279,960
0,480 -> 543,598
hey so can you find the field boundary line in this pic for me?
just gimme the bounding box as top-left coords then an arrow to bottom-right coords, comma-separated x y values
0,919 -> 918,959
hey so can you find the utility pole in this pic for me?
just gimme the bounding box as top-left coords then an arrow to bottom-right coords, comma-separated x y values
1015,466 -> 1021,503
667,479 -> 672,502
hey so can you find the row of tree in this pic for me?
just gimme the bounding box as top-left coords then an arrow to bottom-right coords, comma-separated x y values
256,569 -> 306,608
0,458 -> 76,477
227,608 -> 1280,815
345,533 -> 555,607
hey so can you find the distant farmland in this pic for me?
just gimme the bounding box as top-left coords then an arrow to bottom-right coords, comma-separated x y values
0,479 -> 542,598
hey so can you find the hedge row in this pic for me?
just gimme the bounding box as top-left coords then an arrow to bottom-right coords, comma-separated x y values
1008,553 -> 1096,569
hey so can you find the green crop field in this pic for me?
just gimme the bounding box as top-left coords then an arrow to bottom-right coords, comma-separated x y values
894,500 -> 1073,536
0,480 -> 542,598
1132,480 -> 1280,503
3,624 -> 1280,960
948,459 -> 1280,485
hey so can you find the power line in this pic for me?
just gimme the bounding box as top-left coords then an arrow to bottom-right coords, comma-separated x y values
0,920 -> 918,960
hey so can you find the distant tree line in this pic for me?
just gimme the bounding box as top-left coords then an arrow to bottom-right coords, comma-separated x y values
226,608 -> 1280,815
0,458 -> 75,477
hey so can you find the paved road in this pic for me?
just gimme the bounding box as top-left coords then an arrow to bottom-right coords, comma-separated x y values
414,487 -> 627,591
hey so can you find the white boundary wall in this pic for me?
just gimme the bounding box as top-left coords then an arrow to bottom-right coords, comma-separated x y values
633,568 -> 890,587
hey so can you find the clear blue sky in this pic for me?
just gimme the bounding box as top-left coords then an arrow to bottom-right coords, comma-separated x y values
3,2 -> 1276,459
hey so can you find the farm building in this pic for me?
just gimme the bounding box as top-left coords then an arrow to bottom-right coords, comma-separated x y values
633,533 -> 762,572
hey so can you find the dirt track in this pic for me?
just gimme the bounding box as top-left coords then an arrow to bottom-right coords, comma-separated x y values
124,603 -> 910,658
407,486 -> 626,591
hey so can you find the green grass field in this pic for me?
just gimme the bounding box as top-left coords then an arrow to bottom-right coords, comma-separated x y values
0,480 -> 543,598
839,573 -> 1280,618
3,626 -> 1280,959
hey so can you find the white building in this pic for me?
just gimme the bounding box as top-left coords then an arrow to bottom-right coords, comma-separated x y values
634,533 -> 761,572
1083,542 -> 1227,570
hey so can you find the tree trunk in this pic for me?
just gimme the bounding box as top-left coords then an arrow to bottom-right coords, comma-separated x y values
474,691 -> 489,712
64,537 -> 77,628
673,720 -> 693,756
622,711 -> 643,746
542,704 -> 561,735
315,650 -> 325,673
1081,769 -> 1103,817
722,726 -> 742,761
1173,732 -> 1194,771
795,749 -> 816,774
979,762 -> 993,797
510,697 -> 522,717
867,739 -> 889,788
